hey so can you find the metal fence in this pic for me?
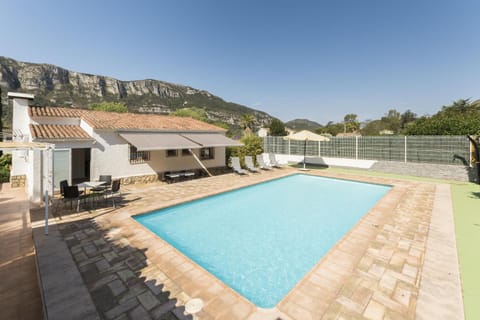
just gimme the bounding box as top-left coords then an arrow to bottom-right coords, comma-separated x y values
263,135 -> 472,166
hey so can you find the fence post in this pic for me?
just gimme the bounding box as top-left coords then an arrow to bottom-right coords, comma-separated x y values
404,136 -> 407,163
288,139 -> 291,155
318,141 -> 321,157
355,136 -> 358,160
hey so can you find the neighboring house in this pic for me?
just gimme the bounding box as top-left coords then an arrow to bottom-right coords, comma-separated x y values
8,92 -> 241,202
379,129 -> 394,135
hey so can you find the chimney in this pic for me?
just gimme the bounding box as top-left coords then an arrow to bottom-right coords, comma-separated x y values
8,92 -> 34,142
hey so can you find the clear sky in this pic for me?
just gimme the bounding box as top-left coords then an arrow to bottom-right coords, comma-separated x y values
1,0 -> 479,124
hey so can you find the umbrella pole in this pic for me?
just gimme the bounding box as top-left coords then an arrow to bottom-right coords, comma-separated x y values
303,139 -> 307,169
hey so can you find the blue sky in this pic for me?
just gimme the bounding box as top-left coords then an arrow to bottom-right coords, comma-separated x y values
1,0 -> 479,124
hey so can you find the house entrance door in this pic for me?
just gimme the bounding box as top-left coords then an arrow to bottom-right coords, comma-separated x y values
71,148 -> 91,184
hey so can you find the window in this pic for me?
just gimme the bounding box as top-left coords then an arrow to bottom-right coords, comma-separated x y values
200,147 -> 214,160
182,149 -> 191,156
129,145 -> 150,164
166,149 -> 178,157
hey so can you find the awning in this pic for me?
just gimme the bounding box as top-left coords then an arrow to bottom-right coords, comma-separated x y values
119,133 -> 200,151
119,132 -> 243,151
182,133 -> 243,147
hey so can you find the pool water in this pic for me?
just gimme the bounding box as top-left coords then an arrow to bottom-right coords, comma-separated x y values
134,174 -> 391,308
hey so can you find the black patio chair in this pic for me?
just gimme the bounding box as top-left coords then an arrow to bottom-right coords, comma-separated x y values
105,179 -> 122,208
63,185 -> 88,212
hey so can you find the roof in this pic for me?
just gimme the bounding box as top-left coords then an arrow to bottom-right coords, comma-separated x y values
29,124 -> 92,140
28,106 -> 225,132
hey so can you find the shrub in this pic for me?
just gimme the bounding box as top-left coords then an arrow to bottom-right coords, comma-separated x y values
0,153 -> 12,183
229,135 -> 263,167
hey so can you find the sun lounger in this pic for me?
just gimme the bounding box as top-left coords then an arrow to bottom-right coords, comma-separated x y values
244,156 -> 260,173
268,153 -> 283,168
256,154 -> 272,170
231,157 -> 248,175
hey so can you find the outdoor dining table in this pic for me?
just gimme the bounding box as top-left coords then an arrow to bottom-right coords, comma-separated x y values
76,181 -> 107,193
76,181 -> 108,209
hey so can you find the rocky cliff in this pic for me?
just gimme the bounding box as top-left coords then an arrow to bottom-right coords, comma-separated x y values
0,56 -> 272,130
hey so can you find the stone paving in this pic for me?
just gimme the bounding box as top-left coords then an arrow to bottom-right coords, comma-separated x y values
33,168 -> 465,319
0,183 -> 42,319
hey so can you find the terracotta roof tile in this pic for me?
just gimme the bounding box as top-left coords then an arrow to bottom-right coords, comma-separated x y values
29,106 -> 84,118
28,106 -> 225,132
29,124 -> 92,140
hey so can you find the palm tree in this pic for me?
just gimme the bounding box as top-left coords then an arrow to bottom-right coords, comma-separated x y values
240,114 -> 255,135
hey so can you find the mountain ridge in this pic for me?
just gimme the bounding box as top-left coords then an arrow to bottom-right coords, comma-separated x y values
0,56 -> 273,130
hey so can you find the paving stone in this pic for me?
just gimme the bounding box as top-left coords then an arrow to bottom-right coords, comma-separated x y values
363,300 -> 385,320
96,259 -> 111,273
118,283 -> 148,304
108,280 -> 127,297
103,251 -> 119,263
104,297 -> 139,320
138,290 -> 160,311
84,243 -> 99,257
151,300 -> 177,319
90,285 -> 117,312
128,305 -> 152,320
90,274 -> 119,291
145,279 -> 164,296
117,269 -> 136,283
74,252 -> 88,263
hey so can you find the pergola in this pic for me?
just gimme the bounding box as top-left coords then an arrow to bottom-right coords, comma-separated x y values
0,140 -> 54,234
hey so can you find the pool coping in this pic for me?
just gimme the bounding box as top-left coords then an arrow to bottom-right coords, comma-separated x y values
94,169 -> 432,319
36,168 -> 465,319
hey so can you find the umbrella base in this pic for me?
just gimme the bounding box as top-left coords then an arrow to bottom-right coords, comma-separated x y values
299,168 -> 311,171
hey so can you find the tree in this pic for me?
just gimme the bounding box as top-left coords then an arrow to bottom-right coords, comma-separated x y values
344,114 -> 359,133
316,121 -> 344,136
240,114 -> 255,135
404,99 -> 480,135
400,110 -> 417,130
90,102 -> 128,113
172,107 -> 207,121
269,118 -> 287,136
381,109 -> 401,134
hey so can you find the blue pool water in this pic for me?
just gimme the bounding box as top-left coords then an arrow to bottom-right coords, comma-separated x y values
134,174 -> 391,308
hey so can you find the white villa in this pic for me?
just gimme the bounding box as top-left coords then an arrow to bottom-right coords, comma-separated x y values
8,92 -> 241,202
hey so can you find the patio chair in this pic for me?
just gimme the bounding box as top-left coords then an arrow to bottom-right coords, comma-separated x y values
244,156 -> 260,173
105,179 -> 122,207
63,185 -> 88,212
268,153 -> 283,168
91,175 -> 112,193
231,157 -> 248,175
256,154 -> 272,170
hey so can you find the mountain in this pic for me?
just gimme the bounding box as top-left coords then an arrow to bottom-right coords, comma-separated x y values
285,118 -> 322,131
0,56 -> 273,131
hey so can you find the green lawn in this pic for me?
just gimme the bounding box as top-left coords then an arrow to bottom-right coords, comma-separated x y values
295,165 -> 479,319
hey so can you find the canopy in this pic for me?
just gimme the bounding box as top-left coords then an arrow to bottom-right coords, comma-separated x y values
283,130 -> 330,170
283,130 -> 330,142
119,132 -> 243,151
182,133 -> 243,147
119,133 -> 199,151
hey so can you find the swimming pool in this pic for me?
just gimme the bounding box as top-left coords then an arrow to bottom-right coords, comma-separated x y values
134,174 -> 391,308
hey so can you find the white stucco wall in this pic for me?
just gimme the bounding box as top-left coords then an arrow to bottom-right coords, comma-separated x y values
89,130 -> 226,180
266,153 -> 377,169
